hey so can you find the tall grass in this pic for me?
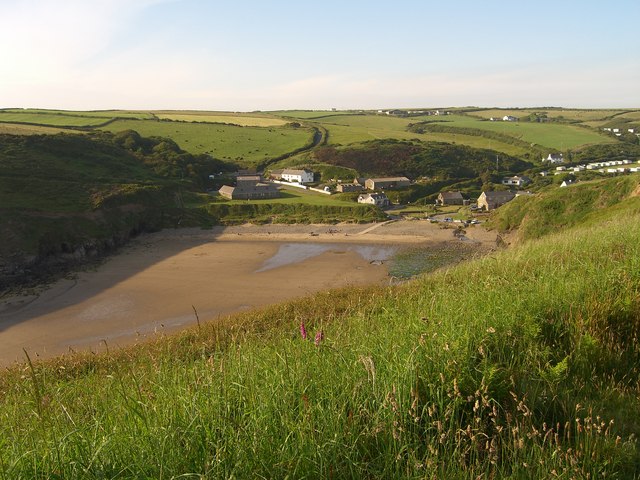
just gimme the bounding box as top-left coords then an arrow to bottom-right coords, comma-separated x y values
1,215 -> 640,478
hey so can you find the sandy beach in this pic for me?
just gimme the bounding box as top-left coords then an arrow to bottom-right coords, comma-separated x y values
0,220 -> 496,366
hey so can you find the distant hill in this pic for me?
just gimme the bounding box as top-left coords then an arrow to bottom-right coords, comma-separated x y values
2,108 -> 636,168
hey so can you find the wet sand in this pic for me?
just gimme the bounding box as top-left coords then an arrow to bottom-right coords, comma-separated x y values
0,220 -> 496,366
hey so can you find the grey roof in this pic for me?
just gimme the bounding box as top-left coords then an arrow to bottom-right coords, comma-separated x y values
439,191 -> 464,199
235,181 -> 278,192
236,175 -> 262,183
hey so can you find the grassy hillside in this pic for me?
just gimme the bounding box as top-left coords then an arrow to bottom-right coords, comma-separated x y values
1,191 -> 640,477
99,119 -> 315,166
0,132 -> 233,289
313,139 -> 532,180
489,175 -> 640,241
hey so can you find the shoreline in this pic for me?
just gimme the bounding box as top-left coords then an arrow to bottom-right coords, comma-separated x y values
0,220 -> 496,366
157,219 -> 497,244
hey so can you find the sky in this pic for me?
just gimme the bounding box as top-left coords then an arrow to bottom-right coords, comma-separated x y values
1,0 -> 639,111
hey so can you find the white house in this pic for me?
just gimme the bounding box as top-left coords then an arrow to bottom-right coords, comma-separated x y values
501,175 -> 531,187
358,193 -> 390,207
544,153 -> 564,164
281,169 -> 314,184
503,115 -> 518,122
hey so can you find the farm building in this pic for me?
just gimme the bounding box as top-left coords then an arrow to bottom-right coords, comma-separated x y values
501,175 -> 531,187
235,174 -> 262,183
268,169 -> 284,180
358,193 -> 390,207
281,169 -> 315,184
336,183 -> 364,193
503,115 -> 518,122
477,191 -> 516,211
218,175 -> 280,200
365,177 -> 411,191
436,191 -> 465,205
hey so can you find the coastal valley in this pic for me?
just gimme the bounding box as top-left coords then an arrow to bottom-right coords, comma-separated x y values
1,107 -> 640,478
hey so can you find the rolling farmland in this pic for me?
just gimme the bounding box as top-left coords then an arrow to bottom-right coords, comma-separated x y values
99,119 -> 315,164
0,107 -> 632,168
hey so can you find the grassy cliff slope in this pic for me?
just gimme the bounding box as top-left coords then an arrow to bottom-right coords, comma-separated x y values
490,175 -> 640,241
0,132 -> 230,289
1,185 -> 639,477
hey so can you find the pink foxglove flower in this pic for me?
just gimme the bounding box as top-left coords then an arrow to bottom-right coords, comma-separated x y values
314,330 -> 324,346
300,321 -> 307,340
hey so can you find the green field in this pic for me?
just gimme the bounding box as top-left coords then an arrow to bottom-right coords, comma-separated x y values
99,119 -> 315,164
312,114 -> 525,154
273,110 -> 364,119
0,111 -> 114,127
616,111 -> 640,121
468,108 -> 630,122
154,111 -> 288,127
1,108 -> 154,119
303,112 -> 610,151
0,123 -> 80,136
420,114 -> 611,149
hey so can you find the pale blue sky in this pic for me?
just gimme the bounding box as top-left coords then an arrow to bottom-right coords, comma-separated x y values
1,0 -> 638,110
